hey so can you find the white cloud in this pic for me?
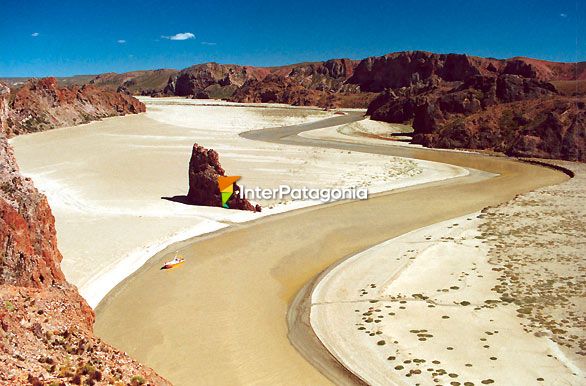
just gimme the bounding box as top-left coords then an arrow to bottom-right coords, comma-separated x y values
560,13 -> 567,17
117,39 -> 126,44
162,32 -> 195,41
201,41 -> 217,46
31,32 -> 39,37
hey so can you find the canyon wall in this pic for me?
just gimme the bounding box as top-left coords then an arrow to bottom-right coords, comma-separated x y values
0,83 -> 167,385
363,55 -> 585,161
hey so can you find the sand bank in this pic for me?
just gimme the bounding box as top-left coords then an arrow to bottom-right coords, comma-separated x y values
310,211 -> 582,385
299,117 -> 418,146
94,114 -> 567,384
299,117 -> 479,156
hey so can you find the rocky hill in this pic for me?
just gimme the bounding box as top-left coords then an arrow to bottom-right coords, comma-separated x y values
1,78 -> 145,137
84,51 -> 585,161
0,75 -> 97,89
89,69 -> 178,95
420,95 -> 585,161
13,51 -> 581,108
159,59 -> 360,100
174,52 -> 583,110
363,53 -> 585,161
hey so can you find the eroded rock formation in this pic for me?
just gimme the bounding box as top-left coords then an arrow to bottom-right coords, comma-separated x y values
364,57 -> 586,161
229,74 -> 338,107
187,143 -> 260,212
163,62 -> 267,98
0,87 -> 168,385
2,77 -> 145,137
414,96 -> 586,161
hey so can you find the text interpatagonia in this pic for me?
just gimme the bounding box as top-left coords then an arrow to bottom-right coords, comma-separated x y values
239,185 -> 368,202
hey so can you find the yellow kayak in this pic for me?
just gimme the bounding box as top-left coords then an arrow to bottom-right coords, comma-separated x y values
161,255 -> 185,270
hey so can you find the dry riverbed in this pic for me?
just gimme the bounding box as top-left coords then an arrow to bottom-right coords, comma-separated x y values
10,99 -> 465,308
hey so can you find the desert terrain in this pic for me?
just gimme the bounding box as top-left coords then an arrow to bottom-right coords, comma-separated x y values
90,102 -> 569,385
10,98 -> 465,309
3,53 -> 583,386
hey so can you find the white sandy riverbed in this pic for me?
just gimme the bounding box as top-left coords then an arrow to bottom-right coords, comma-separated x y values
10,98 -> 467,308
310,212 -> 582,385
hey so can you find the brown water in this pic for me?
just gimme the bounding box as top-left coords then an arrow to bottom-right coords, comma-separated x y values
95,113 -> 568,385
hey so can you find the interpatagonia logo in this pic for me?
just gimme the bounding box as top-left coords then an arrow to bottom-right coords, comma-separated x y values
217,176 -> 240,208
239,185 -> 368,202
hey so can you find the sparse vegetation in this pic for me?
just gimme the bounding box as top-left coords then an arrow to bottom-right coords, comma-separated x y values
4,300 -> 15,311
130,375 -> 145,385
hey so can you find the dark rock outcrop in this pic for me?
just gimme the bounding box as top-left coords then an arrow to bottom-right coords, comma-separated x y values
366,65 -> 585,161
229,74 -> 337,107
2,77 -> 145,137
413,97 -> 585,161
187,143 -> 260,212
164,62 -> 268,98
116,85 -> 131,95
348,51 -> 490,92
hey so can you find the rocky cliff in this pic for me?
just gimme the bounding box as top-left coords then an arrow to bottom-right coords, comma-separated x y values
172,52 -> 582,109
187,143 -> 260,212
0,135 -> 169,385
2,78 -> 145,137
163,62 -> 268,98
161,59 -> 361,101
413,95 -> 585,161
25,51 -> 581,113
363,53 -> 585,161
6,54 -> 583,160
348,52 -> 584,93
228,74 -> 338,107
0,86 -> 168,385
225,59 -> 365,107
88,69 -> 178,95
109,51 -> 585,160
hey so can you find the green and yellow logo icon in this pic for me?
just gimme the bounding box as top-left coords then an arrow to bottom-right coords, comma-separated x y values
217,176 -> 240,208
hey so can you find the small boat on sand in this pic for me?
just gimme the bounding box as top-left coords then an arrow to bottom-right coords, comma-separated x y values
161,254 -> 185,270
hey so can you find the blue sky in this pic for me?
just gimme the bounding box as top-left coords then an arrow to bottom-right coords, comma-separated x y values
0,0 -> 583,77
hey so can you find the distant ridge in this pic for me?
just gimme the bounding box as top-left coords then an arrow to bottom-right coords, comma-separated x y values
3,51 -> 584,161
3,51 -> 584,100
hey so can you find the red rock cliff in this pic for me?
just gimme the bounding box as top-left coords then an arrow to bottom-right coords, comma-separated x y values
362,53 -> 586,161
3,77 -> 146,137
0,132 -> 65,287
0,85 -> 168,385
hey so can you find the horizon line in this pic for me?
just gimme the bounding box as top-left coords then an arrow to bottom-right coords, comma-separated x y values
1,49 -> 584,79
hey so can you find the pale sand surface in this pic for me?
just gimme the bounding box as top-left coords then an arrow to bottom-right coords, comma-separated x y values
300,117 -> 478,154
310,211 -> 582,385
95,118 -> 568,385
9,99 -> 465,308
299,117 -> 422,148
479,161 -> 586,376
